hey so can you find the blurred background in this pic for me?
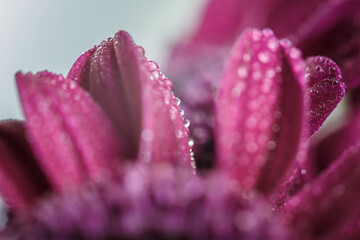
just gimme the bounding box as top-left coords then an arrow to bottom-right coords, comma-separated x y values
0,0 -> 205,227
0,0 -> 205,119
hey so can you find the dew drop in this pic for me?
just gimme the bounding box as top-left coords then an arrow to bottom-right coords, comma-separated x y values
266,69 -> 275,78
180,109 -> 185,116
237,66 -> 248,78
267,40 -> 279,52
262,28 -> 274,37
274,111 -> 282,119
280,38 -> 291,47
191,161 -> 196,168
267,140 -> 276,150
258,51 -> 270,63
184,118 -> 190,128
147,61 -> 159,71
163,78 -> 173,91
315,65 -> 323,73
69,81 -> 76,90
175,97 -> 181,106
136,46 -> 145,56
152,70 -> 161,80
188,139 -> 194,147
243,53 -> 251,62
328,67 -> 336,75
141,129 -> 154,142
251,29 -> 262,41
289,48 -> 301,59
176,130 -> 184,138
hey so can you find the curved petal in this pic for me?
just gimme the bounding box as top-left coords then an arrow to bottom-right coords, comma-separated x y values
305,56 -> 345,135
68,31 -> 193,168
67,46 -> 96,89
284,141 -> 360,239
311,108 -> 360,175
16,72 -> 124,191
0,120 -> 50,211
216,28 -> 307,194
293,0 -> 360,90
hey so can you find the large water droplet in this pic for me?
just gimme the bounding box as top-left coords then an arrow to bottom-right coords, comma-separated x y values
188,139 -> 194,147
147,61 -> 158,71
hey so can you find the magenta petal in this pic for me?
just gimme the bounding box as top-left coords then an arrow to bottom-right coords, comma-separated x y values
311,109 -> 360,175
87,35 -> 141,158
305,56 -> 345,135
67,47 -> 96,88
293,0 -> 360,90
16,72 -> 124,191
216,29 -> 307,194
190,0 -> 246,45
0,120 -> 50,210
77,31 -> 192,167
284,141 -> 360,239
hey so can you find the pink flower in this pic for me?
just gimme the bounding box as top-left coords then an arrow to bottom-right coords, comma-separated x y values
0,1 -> 359,239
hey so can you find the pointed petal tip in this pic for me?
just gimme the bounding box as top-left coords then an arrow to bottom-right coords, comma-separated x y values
305,56 -> 345,135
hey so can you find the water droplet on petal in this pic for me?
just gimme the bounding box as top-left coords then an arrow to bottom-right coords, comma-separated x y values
163,78 -> 173,91
258,51 -> 270,63
147,61 -> 159,71
188,139 -> 194,147
237,66 -> 248,78
136,46 -> 145,56
184,118 -> 190,128
175,97 -> 181,106
267,140 -> 276,150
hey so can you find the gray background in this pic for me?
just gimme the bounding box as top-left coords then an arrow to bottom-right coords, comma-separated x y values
0,0 -> 205,119
0,0 -> 205,227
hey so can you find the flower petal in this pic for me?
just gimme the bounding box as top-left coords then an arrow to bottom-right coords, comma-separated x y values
0,120 -> 50,211
16,72 -> 124,191
311,108 -> 360,175
293,0 -> 360,90
305,56 -> 345,135
216,28 -> 307,194
67,46 -> 96,88
70,31 -> 192,167
284,141 -> 360,239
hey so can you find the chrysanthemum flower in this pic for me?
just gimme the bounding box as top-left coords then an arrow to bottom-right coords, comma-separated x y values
0,1 -> 359,239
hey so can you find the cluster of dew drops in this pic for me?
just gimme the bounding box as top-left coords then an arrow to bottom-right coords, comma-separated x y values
135,45 -> 196,173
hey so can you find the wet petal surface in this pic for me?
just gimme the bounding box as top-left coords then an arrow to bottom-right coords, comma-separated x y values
305,56 -> 345,135
16,72 -> 124,191
0,120 -> 49,211
216,28 -> 307,194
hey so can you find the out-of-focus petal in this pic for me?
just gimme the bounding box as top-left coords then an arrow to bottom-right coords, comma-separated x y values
284,141 -> 360,239
187,0 -> 328,46
68,31 -> 193,168
0,120 -> 50,211
216,28 -> 307,194
305,56 -> 345,135
311,109 -> 360,175
293,0 -> 360,90
16,72 -> 124,191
